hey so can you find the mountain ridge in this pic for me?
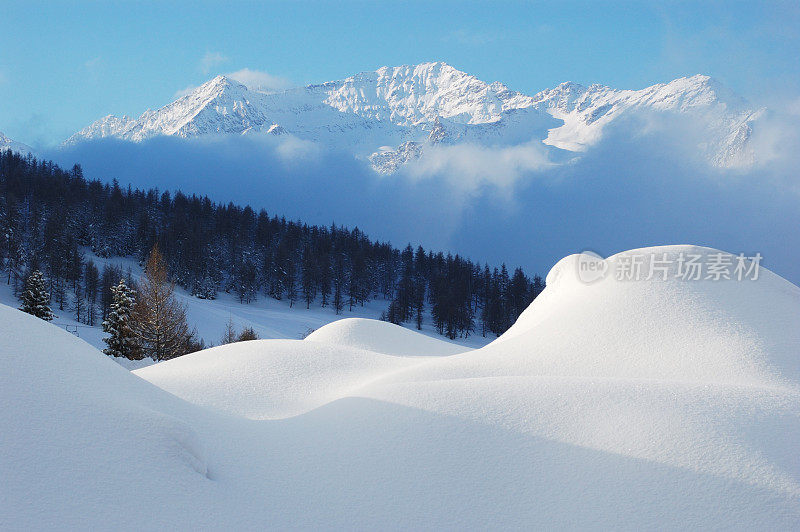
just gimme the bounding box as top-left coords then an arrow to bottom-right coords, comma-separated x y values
64,62 -> 762,171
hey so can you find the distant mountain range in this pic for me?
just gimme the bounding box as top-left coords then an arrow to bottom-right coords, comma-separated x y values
32,62 -> 764,172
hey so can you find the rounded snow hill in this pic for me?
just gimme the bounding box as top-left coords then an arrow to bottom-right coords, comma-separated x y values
304,317 -> 469,356
134,338 -> 421,419
135,319 -> 468,419
508,244 -> 800,386
386,245 -> 800,389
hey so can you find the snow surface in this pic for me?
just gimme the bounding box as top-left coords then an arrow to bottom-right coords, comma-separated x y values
305,317 -> 469,356
64,64 -> 759,170
2,244 -> 799,528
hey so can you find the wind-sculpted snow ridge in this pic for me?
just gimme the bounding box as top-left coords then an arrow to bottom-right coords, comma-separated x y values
64,63 -> 761,170
3,244 -> 800,528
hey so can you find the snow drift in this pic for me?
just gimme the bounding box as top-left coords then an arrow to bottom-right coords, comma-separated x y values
2,245 -> 799,528
304,317 -> 469,356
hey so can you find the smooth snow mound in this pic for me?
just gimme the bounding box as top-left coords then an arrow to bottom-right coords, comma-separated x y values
4,244 -> 800,528
135,319 -> 466,419
305,317 -> 469,356
134,339 -> 420,419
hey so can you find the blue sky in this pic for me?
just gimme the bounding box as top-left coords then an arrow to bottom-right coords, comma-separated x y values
1,0 -> 798,147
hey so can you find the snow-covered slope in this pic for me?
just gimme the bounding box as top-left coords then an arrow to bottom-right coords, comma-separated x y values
0,131 -> 33,156
0,304 -> 215,529
64,63 -> 760,170
3,244 -> 798,528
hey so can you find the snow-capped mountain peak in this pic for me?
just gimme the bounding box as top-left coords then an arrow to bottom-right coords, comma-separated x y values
0,132 -> 34,156
526,73 -> 759,163
323,61 -> 533,126
65,74 -> 265,145
185,75 -> 248,101
65,63 -> 762,170
531,74 -> 746,118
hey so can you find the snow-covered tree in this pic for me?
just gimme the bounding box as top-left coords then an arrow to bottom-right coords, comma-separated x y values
237,326 -> 259,342
102,279 -> 139,360
192,275 -> 217,300
19,269 -> 54,321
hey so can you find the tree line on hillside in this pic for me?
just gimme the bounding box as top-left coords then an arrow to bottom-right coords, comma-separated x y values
0,149 -> 544,345
20,245 -> 211,360
20,244 -> 260,360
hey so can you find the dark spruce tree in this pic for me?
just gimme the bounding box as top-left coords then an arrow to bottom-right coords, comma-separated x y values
84,261 -> 100,326
19,269 -> 54,321
102,279 -> 139,360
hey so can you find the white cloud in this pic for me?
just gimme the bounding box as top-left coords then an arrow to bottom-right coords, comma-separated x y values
200,51 -> 228,74
84,56 -> 102,70
745,98 -> 800,191
226,68 -> 292,92
84,57 -> 104,80
275,136 -> 320,162
402,141 -> 555,195
787,96 -> 800,117
173,85 -> 198,99
442,29 -> 498,46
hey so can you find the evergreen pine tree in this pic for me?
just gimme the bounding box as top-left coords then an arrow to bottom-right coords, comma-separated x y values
386,299 -> 403,324
19,269 -> 54,321
237,326 -> 259,341
285,259 -> 298,308
319,252 -> 331,308
102,279 -> 140,359
53,278 -> 67,311
100,264 -> 122,320
332,253 -> 346,315
71,283 -> 85,323
300,244 -> 317,309
84,261 -> 100,326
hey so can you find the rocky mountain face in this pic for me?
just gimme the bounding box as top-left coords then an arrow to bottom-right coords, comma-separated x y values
64,62 -> 762,172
